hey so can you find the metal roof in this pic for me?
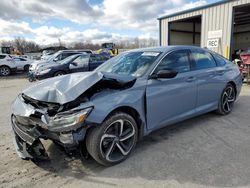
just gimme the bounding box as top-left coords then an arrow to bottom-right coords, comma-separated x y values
157,0 -> 232,20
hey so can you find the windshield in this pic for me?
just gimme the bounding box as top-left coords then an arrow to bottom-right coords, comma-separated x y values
96,51 -> 161,77
48,51 -> 60,61
58,54 -> 80,64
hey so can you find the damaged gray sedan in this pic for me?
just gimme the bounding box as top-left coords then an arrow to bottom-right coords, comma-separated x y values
11,46 -> 242,166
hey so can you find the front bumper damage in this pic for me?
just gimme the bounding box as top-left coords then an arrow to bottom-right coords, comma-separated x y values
11,95 -> 87,160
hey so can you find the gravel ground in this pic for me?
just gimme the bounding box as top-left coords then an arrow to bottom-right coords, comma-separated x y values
1,77 -> 250,188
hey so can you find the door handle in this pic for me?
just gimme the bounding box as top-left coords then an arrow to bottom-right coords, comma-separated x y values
186,76 -> 196,82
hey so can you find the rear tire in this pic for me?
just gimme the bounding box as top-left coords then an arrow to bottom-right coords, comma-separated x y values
24,65 -> 30,72
216,83 -> 236,115
54,71 -> 65,77
86,112 -> 138,166
28,77 -> 34,82
0,66 -> 11,76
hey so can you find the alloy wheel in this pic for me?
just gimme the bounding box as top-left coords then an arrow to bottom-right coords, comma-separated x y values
100,119 -> 136,162
222,86 -> 235,113
0,67 -> 10,76
55,72 -> 64,76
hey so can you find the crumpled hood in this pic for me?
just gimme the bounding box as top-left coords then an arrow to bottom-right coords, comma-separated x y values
23,72 -> 103,104
23,71 -> 136,104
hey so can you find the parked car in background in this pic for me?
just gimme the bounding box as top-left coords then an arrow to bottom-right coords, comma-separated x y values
0,54 -> 17,76
33,53 -> 109,80
11,46 -> 242,166
12,57 -> 33,71
29,50 -> 93,73
40,52 -> 54,61
233,48 -> 250,80
233,59 -> 247,80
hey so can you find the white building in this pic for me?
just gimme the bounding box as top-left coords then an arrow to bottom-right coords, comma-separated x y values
158,0 -> 250,59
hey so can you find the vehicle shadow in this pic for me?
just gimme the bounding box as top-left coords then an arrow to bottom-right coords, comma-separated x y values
0,72 -> 27,80
35,97 -> 250,187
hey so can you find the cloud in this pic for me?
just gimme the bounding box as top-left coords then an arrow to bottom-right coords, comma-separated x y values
161,0 -> 207,16
0,19 -> 32,36
0,18 -> 130,45
0,0 -> 101,22
0,0 -> 209,45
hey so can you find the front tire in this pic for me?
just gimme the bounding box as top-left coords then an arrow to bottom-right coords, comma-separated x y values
217,83 -> 236,115
86,112 -> 138,166
0,66 -> 11,76
54,71 -> 65,77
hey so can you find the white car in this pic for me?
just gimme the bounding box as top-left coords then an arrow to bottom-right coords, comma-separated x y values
13,57 -> 33,71
0,54 -> 17,76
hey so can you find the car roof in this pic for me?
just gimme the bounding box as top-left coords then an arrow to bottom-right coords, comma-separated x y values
129,45 -> 207,53
58,49 -> 92,52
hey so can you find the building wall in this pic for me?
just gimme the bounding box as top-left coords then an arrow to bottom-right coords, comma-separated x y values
233,24 -> 250,50
160,0 -> 250,57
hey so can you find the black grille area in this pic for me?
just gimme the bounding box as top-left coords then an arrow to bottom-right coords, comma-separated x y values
12,116 -> 37,145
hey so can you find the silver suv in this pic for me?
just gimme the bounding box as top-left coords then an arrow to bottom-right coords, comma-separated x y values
0,54 -> 17,76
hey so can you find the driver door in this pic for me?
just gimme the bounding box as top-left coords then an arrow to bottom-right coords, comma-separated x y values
146,50 -> 197,130
69,55 -> 90,73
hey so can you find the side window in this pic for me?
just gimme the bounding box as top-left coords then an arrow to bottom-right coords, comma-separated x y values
102,56 -> 109,61
192,51 -> 217,70
61,53 -> 72,60
155,50 -> 191,73
54,54 -> 61,61
98,55 -> 109,61
213,54 -> 227,66
0,55 -> 6,59
20,58 -> 27,61
90,55 -> 98,63
72,55 -> 89,65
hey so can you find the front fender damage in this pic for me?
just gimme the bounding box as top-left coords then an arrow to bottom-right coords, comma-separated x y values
11,72 -> 137,160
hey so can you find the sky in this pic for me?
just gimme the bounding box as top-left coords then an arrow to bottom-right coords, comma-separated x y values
0,0 -> 221,46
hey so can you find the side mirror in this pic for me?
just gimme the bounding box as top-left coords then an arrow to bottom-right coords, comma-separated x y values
149,69 -> 178,79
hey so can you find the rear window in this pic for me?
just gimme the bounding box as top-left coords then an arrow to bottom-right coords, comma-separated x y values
0,55 -> 6,59
91,55 -> 109,62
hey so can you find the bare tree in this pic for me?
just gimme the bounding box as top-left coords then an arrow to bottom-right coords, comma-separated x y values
1,36 -> 157,54
0,37 -> 40,54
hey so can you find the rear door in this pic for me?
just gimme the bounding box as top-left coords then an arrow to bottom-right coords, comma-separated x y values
146,49 -> 197,130
89,54 -> 107,70
190,49 -> 225,112
14,58 -> 27,69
